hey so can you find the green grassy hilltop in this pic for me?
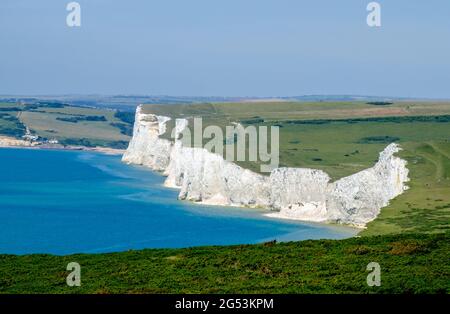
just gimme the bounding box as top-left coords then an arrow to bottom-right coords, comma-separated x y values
0,102 -> 132,148
1,232 -> 448,294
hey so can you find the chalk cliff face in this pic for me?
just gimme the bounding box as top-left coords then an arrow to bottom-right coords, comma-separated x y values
122,106 -> 172,171
267,168 -> 330,222
171,146 -> 271,207
123,105 -> 409,227
326,144 -> 409,226
164,119 -> 271,207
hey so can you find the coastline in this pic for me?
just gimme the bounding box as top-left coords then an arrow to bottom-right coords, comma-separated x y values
0,148 -> 358,254
263,211 -> 364,232
168,187 -> 361,235
0,135 -> 125,155
0,135 -> 356,235
122,107 -> 409,228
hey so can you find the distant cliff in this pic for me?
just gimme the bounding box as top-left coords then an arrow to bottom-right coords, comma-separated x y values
123,105 -> 409,227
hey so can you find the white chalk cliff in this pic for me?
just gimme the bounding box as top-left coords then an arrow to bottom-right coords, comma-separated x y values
122,105 -> 409,227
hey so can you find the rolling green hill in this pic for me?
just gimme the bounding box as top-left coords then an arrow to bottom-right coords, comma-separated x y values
0,102 -> 132,148
1,232 -> 448,294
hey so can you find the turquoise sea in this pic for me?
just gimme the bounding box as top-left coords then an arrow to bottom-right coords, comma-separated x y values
0,148 -> 357,255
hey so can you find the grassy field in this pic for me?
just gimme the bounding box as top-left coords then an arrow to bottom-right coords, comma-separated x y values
0,102 -> 132,148
0,103 -> 27,137
142,101 -> 450,236
142,101 -> 450,178
1,232 -> 448,294
142,101 -> 450,121
361,142 -> 450,236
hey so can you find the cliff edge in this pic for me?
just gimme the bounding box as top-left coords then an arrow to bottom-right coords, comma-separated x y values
122,105 -> 409,227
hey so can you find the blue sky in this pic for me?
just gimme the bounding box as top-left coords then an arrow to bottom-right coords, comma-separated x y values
1,0 -> 450,97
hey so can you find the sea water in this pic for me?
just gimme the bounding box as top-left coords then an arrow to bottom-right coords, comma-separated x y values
0,148 -> 357,255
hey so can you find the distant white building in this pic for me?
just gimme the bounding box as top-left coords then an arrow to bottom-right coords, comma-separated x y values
22,134 -> 39,141
22,127 -> 39,142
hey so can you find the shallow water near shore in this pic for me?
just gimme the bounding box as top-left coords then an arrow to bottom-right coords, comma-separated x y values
0,148 -> 357,255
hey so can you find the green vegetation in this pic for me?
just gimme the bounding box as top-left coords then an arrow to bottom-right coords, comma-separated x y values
110,122 -> 133,136
366,102 -> 393,106
0,102 -> 131,147
0,113 -> 26,138
358,136 -> 401,144
142,101 -> 450,121
114,111 -> 135,125
361,142 -> 450,236
282,114 -> 450,124
29,102 -> 66,109
19,107 -> 129,144
0,103 -> 27,138
0,232 -> 448,294
58,138 -> 129,149
0,107 -> 22,112
56,115 -> 107,123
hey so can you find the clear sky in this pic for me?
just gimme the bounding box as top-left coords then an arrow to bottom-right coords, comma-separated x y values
1,0 -> 450,98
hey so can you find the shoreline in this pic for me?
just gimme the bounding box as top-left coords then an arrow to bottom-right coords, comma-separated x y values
126,162 -> 360,236
0,134 -> 369,234
0,138 -> 358,238
263,211 -> 363,233
0,135 -> 125,155
0,147 -> 358,255
122,107 -> 410,229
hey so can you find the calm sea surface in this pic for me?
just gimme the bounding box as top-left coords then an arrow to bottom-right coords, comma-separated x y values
0,148 -> 357,255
